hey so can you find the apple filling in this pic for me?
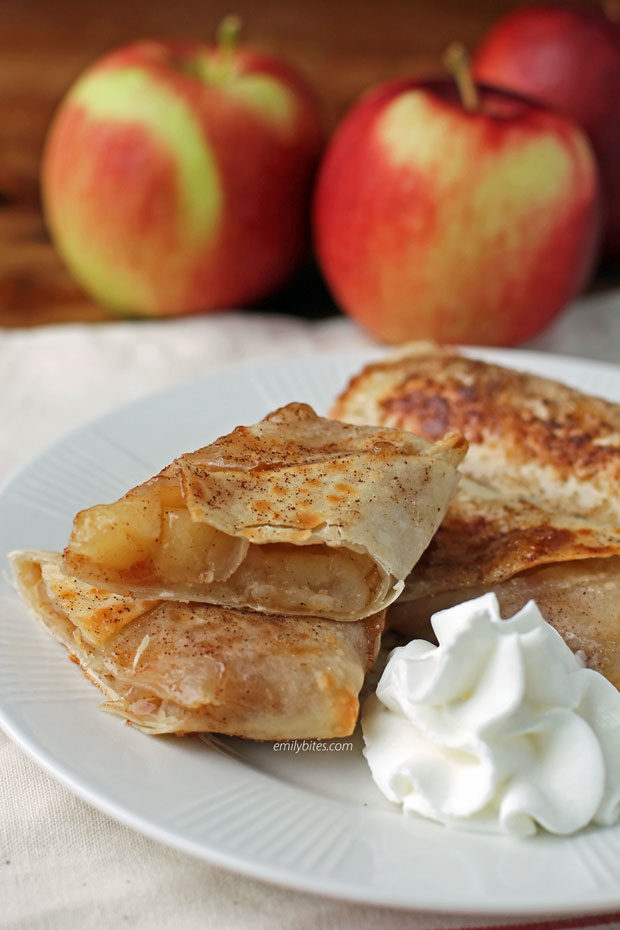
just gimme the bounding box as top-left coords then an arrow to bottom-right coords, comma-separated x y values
66,491 -> 248,586
205,543 -> 384,617
64,487 -> 385,618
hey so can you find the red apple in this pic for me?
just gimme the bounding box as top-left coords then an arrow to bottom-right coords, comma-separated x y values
313,56 -> 600,346
41,19 -> 323,316
474,4 -> 620,261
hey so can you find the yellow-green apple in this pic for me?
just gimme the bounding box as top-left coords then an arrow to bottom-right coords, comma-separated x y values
41,20 -> 323,316
474,4 -> 620,261
313,54 -> 601,346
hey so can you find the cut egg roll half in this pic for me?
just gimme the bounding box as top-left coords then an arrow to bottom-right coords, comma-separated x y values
10,550 -> 385,739
62,403 -> 466,620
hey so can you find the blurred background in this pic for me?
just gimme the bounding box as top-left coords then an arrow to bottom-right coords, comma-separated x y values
0,0 -> 611,327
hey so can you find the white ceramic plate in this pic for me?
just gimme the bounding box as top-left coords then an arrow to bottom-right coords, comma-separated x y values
2,346 -> 620,917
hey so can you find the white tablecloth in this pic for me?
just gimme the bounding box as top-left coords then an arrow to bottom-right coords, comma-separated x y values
2,301 -> 620,930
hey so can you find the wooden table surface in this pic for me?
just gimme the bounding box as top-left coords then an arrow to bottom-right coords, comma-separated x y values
0,0 -> 609,327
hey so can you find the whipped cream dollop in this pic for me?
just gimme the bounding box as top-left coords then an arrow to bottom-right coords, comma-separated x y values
362,593 -> 620,836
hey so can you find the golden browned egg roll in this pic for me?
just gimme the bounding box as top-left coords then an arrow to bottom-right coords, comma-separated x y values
332,344 -> 620,525
332,346 -> 620,686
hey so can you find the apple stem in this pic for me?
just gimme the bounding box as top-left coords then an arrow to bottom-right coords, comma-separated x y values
217,14 -> 243,52
443,42 -> 480,112
604,0 -> 620,21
